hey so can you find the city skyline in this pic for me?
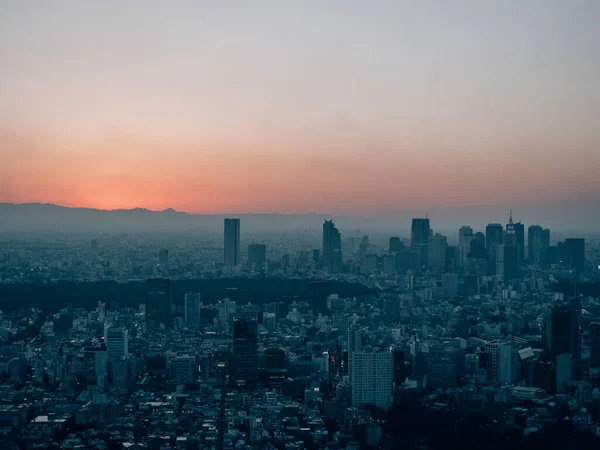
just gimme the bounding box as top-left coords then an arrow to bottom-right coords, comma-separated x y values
1,1 -> 599,216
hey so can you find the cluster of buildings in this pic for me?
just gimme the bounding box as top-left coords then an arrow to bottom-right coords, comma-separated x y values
0,215 -> 598,448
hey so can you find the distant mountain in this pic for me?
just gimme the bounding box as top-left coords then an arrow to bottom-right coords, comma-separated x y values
0,202 -> 597,237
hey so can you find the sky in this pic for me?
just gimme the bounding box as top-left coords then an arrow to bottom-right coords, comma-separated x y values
0,1 -> 599,217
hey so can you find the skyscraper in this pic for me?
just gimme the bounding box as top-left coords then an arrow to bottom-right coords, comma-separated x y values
528,225 -> 550,265
457,226 -> 474,266
184,293 -> 201,329
232,318 -> 258,389
348,327 -> 362,382
247,243 -> 266,270
388,237 -> 403,253
564,238 -> 585,271
485,223 -> 503,275
411,218 -> 430,268
590,323 -> 600,369
224,218 -> 241,267
145,278 -> 172,330
322,220 -> 342,273
496,243 -> 518,281
550,306 -> 570,357
570,289 -> 582,362
428,233 -> 448,271
105,326 -> 128,360
351,351 -> 393,410
513,221 -> 525,267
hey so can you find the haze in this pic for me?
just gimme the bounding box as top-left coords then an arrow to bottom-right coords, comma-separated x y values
1,1 -> 599,220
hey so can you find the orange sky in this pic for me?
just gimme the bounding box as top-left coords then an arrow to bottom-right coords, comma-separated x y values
1,2 -> 599,215
1,128 -> 598,215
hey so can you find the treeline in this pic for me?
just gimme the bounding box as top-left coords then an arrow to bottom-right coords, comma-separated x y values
0,277 -> 372,312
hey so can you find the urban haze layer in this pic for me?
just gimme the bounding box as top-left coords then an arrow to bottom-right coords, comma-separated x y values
0,206 -> 600,450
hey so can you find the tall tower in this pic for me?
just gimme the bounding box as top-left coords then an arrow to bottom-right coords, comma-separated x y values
528,225 -> 550,265
322,220 -> 342,273
184,293 -> 202,329
485,223 -> 503,275
105,326 -> 128,360
411,218 -> 430,268
224,218 -> 241,267
457,226 -> 474,266
232,318 -> 258,389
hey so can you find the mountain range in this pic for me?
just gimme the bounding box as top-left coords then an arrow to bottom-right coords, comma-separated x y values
0,202 -> 597,237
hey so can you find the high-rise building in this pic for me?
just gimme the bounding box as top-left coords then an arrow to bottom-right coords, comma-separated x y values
83,347 -> 107,378
105,326 -> 128,361
393,348 -> 405,386
428,233 -> 448,271
232,318 -> 258,389
348,327 -> 362,382
170,355 -> 198,383
388,237 -> 404,253
218,298 -> 236,330
513,221 -> 525,267
145,278 -> 172,330
589,323 -> 600,369
427,346 -> 465,389
184,293 -> 201,329
264,348 -> 285,370
224,218 -> 240,267
570,292 -> 582,362
486,223 -> 503,275
563,238 -> 585,271
322,220 -> 342,273
496,243 -> 518,281
247,243 -> 266,270
351,351 -> 393,410
411,218 -> 430,268
457,226 -> 474,266
527,225 -> 550,265
549,306 -> 570,357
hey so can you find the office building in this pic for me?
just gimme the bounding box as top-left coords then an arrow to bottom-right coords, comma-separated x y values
218,298 -> 236,330
264,348 -> 285,370
513,221 -> 525,266
145,278 -> 172,330
393,349 -> 405,386
389,237 -> 404,253
232,318 -> 258,389
563,238 -> 585,271
496,243 -> 518,281
428,233 -> 448,271
427,346 -> 465,389
382,254 -> 396,274
549,306 -> 570,356
105,326 -> 128,361
158,248 -> 169,265
351,351 -> 393,410
322,220 -> 342,273
348,327 -> 362,382
363,254 -> 378,275
570,292 -> 582,361
247,243 -> 266,270
457,226 -> 474,265
590,323 -> 600,369
486,223 -> 503,275
528,225 -> 550,265
170,355 -> 198,383
411,218 -> 430,268
83,347 -> 107,378
224,218 -> 240,267
184,293 -> 201,329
